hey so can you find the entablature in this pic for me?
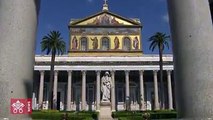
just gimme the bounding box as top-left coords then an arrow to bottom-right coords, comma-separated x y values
35,55 -> 173,66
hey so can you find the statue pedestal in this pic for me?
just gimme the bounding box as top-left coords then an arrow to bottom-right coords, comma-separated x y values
99,101 -> 112,120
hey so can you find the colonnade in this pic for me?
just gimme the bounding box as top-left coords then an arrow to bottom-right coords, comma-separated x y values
38,70 -> 174,111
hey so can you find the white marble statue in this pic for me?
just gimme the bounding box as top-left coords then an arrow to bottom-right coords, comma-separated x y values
101,72 -> 112,102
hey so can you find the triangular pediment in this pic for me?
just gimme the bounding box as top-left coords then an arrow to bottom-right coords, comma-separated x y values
70,11 -> 141,26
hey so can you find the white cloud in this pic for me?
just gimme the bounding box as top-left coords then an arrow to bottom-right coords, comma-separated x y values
162,13 -> 169,23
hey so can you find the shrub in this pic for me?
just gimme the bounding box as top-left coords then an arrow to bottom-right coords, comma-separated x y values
112,111 -> 142,118
118,116 -> 143,120
150,110 -> 177,119
32,111 -> 98,120
32,112 -> 62,120
118,117 -> 128,120
112,110 -> 177,120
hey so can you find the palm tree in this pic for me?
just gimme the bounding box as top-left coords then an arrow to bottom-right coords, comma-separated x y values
41,31 -> 66,109
149,32 -> 170,110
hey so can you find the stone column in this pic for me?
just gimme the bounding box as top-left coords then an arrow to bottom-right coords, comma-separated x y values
153,70 -> 159,110
96,71 -> 101,111
167,0 -> 213,118
66,71 -> 72,111
139,70 -> 144,110
53,71 -> 58,109
81,71 -> 86,110
125,71 -> 130,97
167,70 -> 173,110
125,70 -> 130,111
0,0 -> 39,118
111,70 -> 116,111
38,71 -> 45,108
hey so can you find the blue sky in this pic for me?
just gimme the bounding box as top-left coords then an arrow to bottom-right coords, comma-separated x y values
36,0 -> 172,55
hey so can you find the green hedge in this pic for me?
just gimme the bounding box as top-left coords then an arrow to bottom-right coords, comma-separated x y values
112,110 -> 177,120
32,110 -> 62,120
32,110 -> 98,120
32,110 -> 176,120
118,116 -> 143,120
150,110 -> 177,119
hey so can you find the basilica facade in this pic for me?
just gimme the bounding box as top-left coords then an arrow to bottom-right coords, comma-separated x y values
33,3 -> 174,111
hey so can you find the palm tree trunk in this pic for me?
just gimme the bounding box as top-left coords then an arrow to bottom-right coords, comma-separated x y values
159,44 -> 164,110
48,50 -> 56,109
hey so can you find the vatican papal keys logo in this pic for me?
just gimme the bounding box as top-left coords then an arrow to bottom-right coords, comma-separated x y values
10,98 -> 32,114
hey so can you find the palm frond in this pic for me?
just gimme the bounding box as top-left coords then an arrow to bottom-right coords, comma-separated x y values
149,41 -> 158,51
40,30 -> 66,55
148,32 -> 170,52
164,41 -> 169,49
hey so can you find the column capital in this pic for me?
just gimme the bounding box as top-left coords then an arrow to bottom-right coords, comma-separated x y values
54,70 -> 59,75
67,70 -> 72,77
139,70 -> 144,74
125,70 -> 130,74
153,70 -> 158,74
167,70 -> 172,75
110,70 -> 115,75
39,70 -> 45,74
80,70 -> 86,75
96,70 -> 101,74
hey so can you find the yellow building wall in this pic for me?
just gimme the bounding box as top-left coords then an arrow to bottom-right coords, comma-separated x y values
69,35 -> 142,50
69,12 -> 142,57
68,51 -> 142,57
